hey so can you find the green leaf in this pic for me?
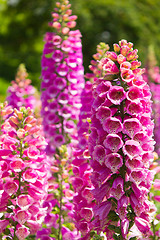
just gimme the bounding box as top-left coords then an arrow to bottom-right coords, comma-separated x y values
108,210 -> 119,221
107,225 -> 121,233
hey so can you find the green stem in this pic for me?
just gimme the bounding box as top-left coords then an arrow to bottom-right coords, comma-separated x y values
152,220 -> 157,240
58,165 -> 63,240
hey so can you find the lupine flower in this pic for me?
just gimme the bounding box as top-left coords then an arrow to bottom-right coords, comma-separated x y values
6,64 -> 39,112
88,39 -> 155,239
0,106 -> 49,239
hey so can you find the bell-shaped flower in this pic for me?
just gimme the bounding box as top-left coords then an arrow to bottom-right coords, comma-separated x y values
103,133 -> 123,152
107,86 -> 126,105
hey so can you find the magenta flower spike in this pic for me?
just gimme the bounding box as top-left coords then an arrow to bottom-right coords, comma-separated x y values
88,40 -> 155,239
39,1 -> 84,239
6,64 -> 39,112
0,106 -> 50,239
72,43 -> 114,240
40,0 -> 84,155
72,81 -> 95,239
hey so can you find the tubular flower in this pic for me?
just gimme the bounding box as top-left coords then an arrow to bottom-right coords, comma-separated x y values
6,64 -> 39,112
0,107 -> 50,239
40,0 -> 84,155
88,39 -> 155,239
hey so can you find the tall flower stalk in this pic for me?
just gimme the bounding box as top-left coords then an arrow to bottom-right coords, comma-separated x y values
40,0 -> 84,239
88,39 -> 155,239
6,64 -> 38,112
41,0 -> 84,155
72,43 -> 110,240
0,105 -> 49,239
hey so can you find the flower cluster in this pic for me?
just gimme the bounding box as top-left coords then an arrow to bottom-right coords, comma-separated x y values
72,81 -> 95,239
88,39 -> 155,239
72,43 -> 112,239
37,144 -> 81,240
41,0 -> 84,155
39,1 -> 84,239
0,105 -> 49,239
6,64 -> 38,111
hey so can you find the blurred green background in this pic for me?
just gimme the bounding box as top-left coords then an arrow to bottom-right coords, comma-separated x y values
0,0 -> 160,100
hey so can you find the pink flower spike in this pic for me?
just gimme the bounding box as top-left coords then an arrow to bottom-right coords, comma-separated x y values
93,145 -> 106,165
123,118 -> 142,138
4,181 -> 18,196
123,140 -> 142,159
103,133 -> 123,152
107,86 -> 126,105
102,117 -> 123,134
15,226 -> 30,240
105,153 -> 123,173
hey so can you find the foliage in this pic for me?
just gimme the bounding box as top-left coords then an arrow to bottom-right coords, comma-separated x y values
1,0 -> 160,90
